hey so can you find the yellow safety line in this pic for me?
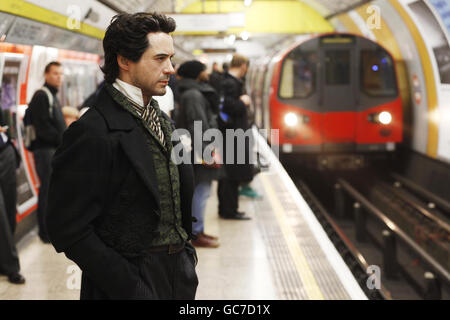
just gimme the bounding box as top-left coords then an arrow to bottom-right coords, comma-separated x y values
389,0 -> 439,158
0,0 -> 105,40
259,173 -> 325,300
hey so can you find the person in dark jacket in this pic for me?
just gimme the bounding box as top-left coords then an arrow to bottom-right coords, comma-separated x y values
176,60 -> 221,248
28,61 -> 67,243
47,12 -> 197,300
208,62 -> 223,95
0,110 -> 25,284
217,54 -> 253,220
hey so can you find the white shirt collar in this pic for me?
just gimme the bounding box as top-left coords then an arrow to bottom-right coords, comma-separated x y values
113,78 -> 151,108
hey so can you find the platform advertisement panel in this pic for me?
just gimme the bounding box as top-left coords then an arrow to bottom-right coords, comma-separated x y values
429,0 -> 450,35
409,0 -> 450,162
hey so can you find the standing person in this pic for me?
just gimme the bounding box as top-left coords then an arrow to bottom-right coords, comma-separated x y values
217,54 -> 253,220
208,62 -> 223,95
61,106 -> 80,127
46,12 -> 197,300
176,60 -> 220,248
222,62 -> 229,75
238,74 -> 262,199
0,111 -> 25,284
28,61 -> 66,243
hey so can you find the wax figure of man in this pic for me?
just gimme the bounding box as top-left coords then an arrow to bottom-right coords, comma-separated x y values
47,12 -> 197,300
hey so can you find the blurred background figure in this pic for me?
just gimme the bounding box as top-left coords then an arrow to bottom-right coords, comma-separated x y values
0,110 -> 25,285
222,62 -> 229,75
153,85 -> 175,118
217,54 -> 253,220
209,62 -> 223,95
28,61 -> 66,243
62,106 -> 80,127
168,62 -> 180,120
176,60 -> 221,248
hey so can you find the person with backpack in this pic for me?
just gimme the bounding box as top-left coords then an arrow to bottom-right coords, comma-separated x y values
26,61 -> 66,243
176,60 -> 221,248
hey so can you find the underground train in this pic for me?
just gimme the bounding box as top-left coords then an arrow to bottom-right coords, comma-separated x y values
0,42 -> 101,227
249,33 -> 403,169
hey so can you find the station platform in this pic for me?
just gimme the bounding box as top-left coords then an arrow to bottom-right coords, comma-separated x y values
0,130 -> 367,300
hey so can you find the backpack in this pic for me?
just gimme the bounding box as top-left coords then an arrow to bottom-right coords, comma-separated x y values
23,86 -> 54,150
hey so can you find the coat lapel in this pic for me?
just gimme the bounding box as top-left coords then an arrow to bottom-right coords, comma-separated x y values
119,127 -> 160,211
94,86 -> 161,210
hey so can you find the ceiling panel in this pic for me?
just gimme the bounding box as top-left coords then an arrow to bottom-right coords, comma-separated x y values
313,0 -> 371,17
97,0 -> 370,17
97,0 -> 174,13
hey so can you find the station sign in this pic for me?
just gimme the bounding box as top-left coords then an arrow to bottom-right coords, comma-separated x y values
2,13 -> 102,54
168,13 -> 245,33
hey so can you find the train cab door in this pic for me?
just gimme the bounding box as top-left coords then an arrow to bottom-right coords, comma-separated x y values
319,36 -> 357,149
0,52 -> 38,219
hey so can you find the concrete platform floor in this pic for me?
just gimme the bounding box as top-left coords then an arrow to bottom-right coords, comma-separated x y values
0,182 -> 278,300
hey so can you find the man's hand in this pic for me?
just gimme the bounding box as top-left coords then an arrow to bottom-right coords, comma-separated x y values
239,94 -> 251,106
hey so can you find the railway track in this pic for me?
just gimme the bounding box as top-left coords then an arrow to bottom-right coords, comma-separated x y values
369,180 -> 450,267
291,166 -> 450,300
296,180 -> 390,300
389,172 -> 450,222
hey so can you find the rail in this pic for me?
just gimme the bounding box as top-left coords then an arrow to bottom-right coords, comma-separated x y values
297,180 -> 391,300
337,178 -> 450,299
391,173 -> 450,214
378,180 -> 450,234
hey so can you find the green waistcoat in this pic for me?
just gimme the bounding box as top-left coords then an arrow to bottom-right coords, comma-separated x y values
106,84 -> 188,246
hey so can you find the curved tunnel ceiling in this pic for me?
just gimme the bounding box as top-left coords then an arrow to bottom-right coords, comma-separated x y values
94,0 -> 375,57
97,0 -> 371,18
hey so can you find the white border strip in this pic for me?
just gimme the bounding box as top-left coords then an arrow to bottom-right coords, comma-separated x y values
254,127 -> 368,300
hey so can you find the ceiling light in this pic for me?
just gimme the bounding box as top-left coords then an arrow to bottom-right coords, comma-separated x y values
240,31 -> 250,41
225,34 -> 236,45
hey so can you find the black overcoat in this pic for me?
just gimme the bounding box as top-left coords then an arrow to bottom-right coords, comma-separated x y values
46,86 -> 194,299
219,73 -> 254,181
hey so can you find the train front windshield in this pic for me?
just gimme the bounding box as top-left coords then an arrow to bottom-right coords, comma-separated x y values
360,50 -> 397,97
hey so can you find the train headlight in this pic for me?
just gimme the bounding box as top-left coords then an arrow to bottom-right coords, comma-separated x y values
284,112 -> 298,127
378,111 -> 392,125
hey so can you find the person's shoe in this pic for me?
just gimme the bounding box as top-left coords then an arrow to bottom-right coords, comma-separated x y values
220,213 -> 251,220
8,272 -> 25,285
191,234 -> 220,248
239,186 -> 262,198
201,233 -> 219,241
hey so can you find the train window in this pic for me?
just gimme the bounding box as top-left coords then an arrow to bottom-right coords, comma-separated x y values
279,49 -> 316,99
325,50 -> 350,85
360,50 -> 397,96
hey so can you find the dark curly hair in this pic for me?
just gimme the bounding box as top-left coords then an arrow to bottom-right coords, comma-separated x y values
101,12 -> 176,84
